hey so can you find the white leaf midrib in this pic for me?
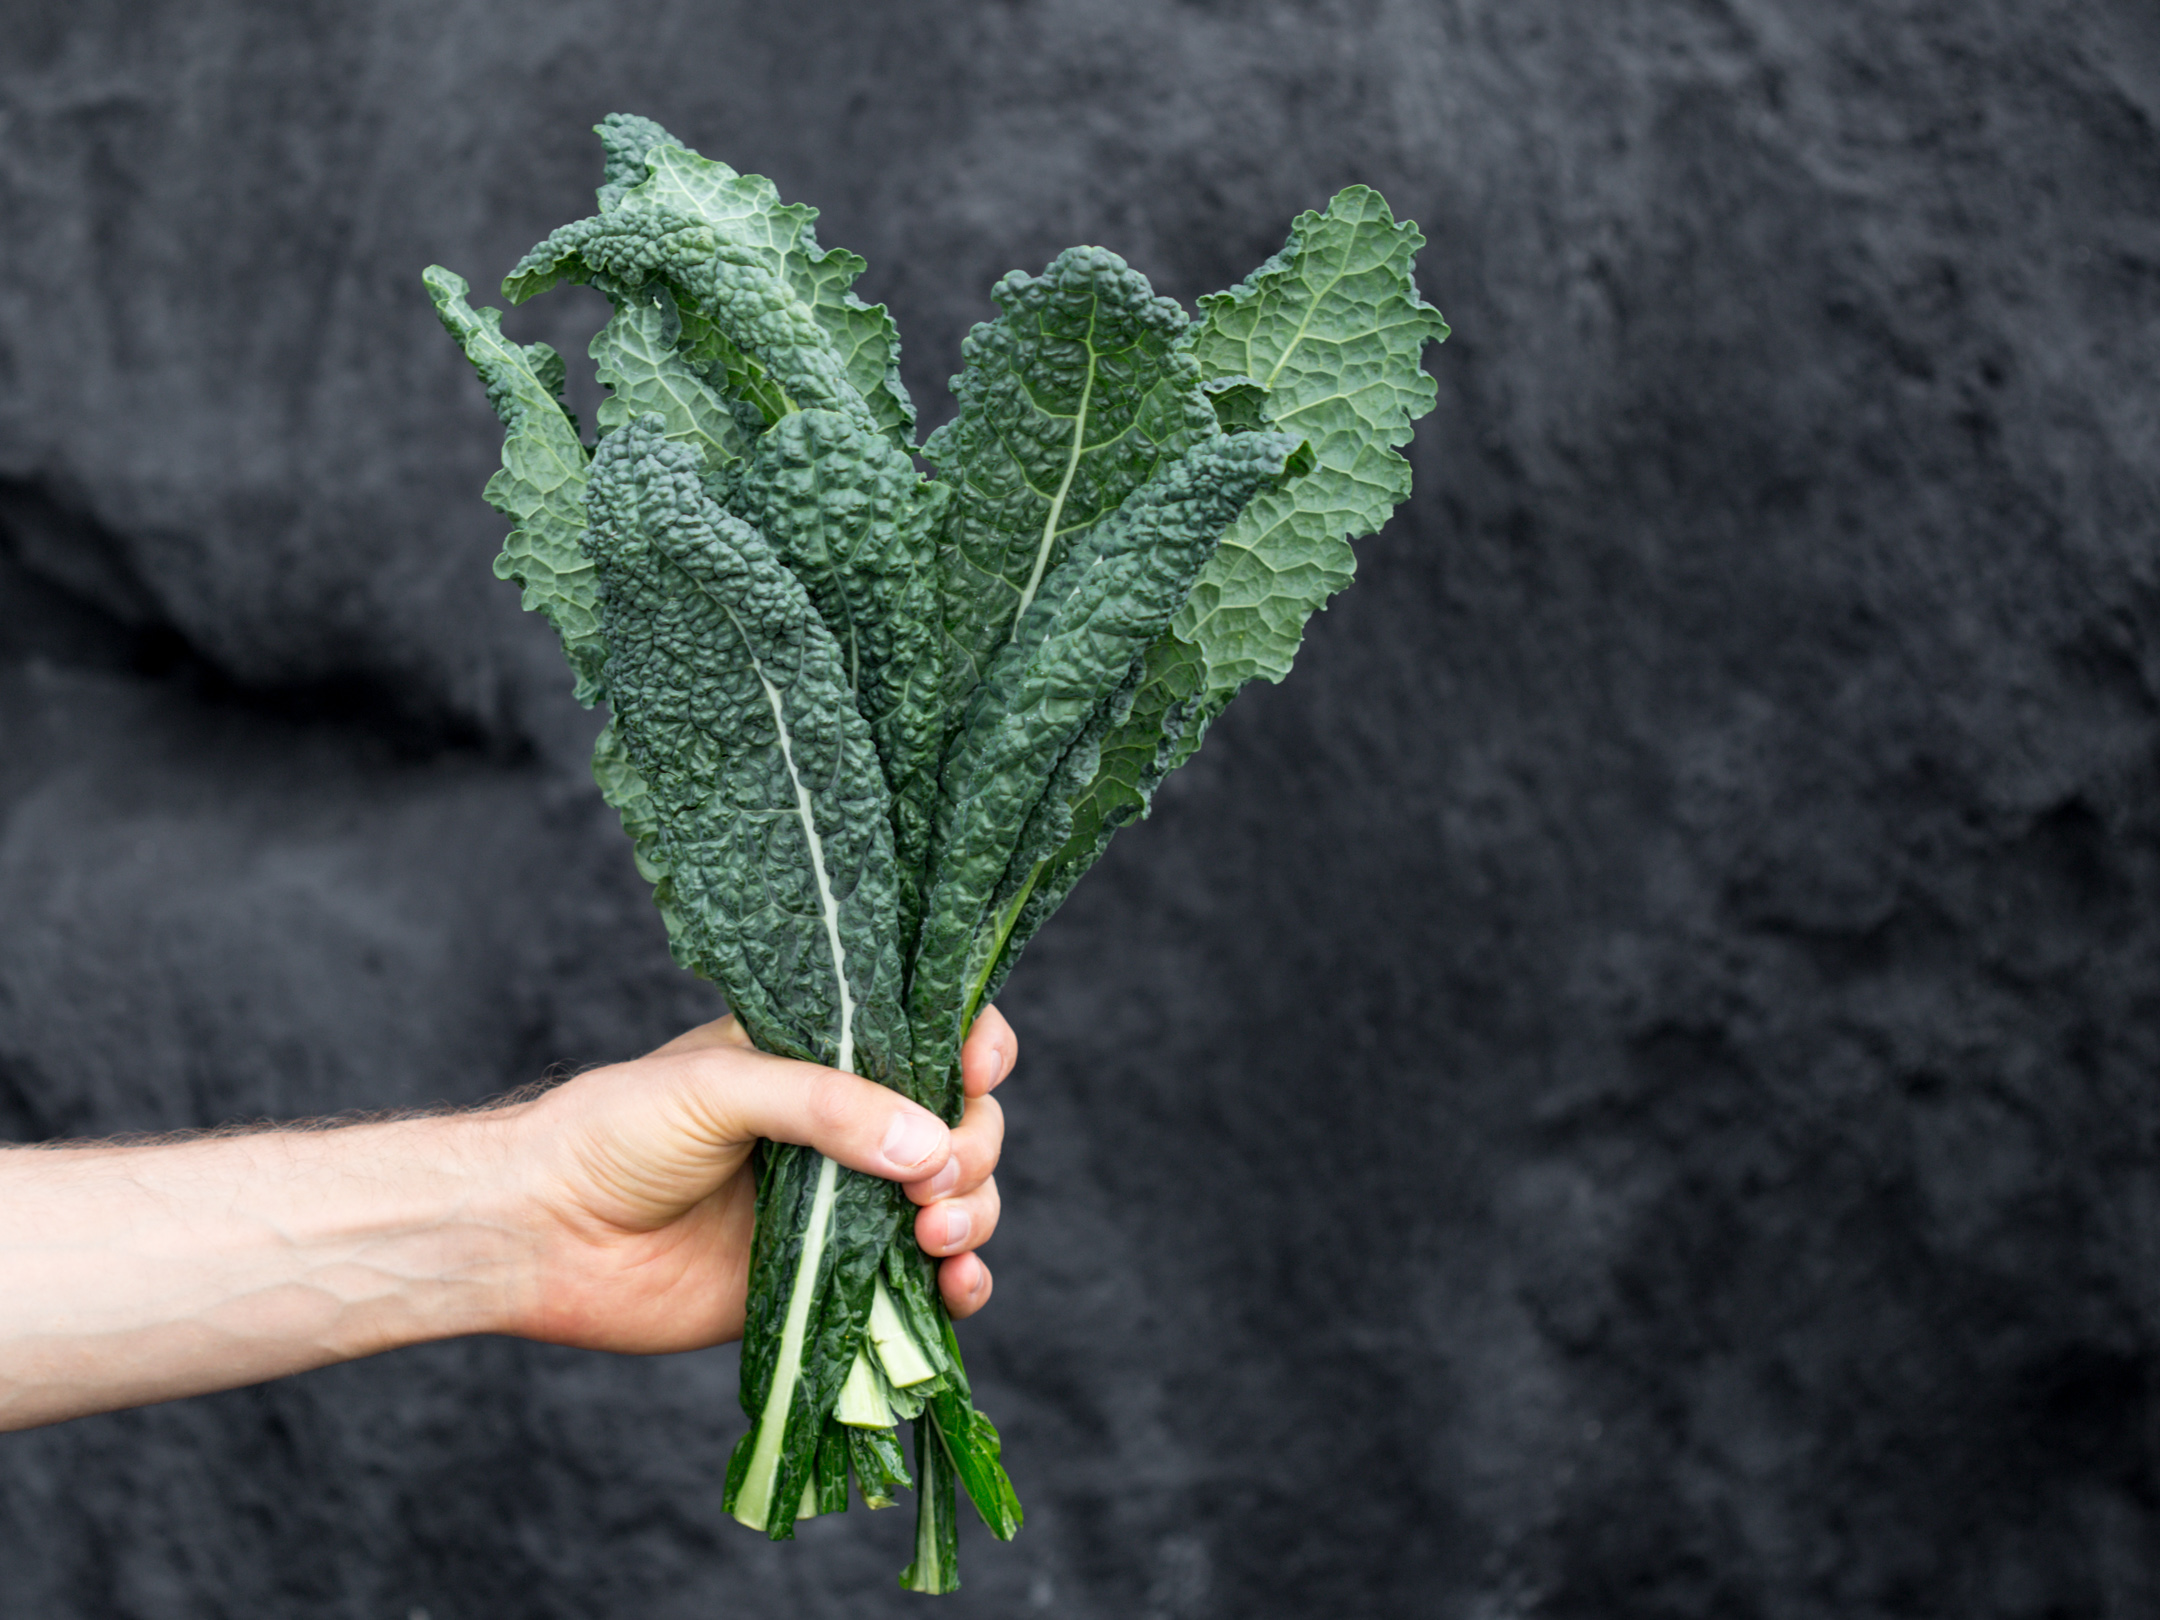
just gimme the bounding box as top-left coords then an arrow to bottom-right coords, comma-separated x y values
1009,300 -> 1101,639
716,597 -> 856,1531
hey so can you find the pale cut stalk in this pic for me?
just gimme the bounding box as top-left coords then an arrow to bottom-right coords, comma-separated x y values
868,1275 -> 941,1387
836,1348 -> 896,1428
871,1341 -> 928,1420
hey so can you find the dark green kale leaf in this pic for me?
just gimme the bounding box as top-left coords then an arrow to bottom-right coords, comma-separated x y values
908,430 -> 1313,1115
973,187 -> 1450,1008
922,246 -> 1219,721
585,413 -> 920,1536
606,131 -> 915,449
508,207 -> 879,435
593,111 -> 677,212
1177,183 -> 1449,690
581,413 -> 905,1074
590,290 -> 755,470
726,409 -> 948,955
848,1423 -> 913,1510
507,119 -> 911,453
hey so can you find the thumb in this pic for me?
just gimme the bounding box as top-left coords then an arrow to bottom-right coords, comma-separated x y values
677,1044 -> 953,1183
529,1038 -> 955,1239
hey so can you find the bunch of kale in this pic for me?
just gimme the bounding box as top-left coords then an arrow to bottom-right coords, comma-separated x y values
428,113 -> 1444,1593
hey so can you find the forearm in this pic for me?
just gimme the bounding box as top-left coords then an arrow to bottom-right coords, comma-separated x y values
0,1114 -> 536,1431
0,1015 -> 1002,1427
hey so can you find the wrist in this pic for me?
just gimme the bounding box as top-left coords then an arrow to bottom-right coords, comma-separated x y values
474,1086 -> 650,1348
301,1108 -> 543,1353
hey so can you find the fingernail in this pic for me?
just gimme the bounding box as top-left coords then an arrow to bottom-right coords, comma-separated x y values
940,1207 -> 972,1251
919,1159 -> 960,1199
881,1110 -> 944,1172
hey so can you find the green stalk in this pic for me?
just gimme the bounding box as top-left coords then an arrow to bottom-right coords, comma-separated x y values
850,1424 -> 912,1508
900,1417 -> 960,1594
961,862 -> 1042,1035
729,1152 -> 842,1531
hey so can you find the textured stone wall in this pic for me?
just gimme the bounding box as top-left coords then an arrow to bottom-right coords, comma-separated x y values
1,2 -> 2155,1615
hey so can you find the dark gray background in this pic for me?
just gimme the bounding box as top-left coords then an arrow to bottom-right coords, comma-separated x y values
2,1 -> 2156,1615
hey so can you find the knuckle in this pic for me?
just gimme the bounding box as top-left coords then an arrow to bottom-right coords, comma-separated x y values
943,1254 -> 991,1317
970,1176 -> 1002,1237
960,1097 -> 1004,1180
802,1070 -> 857,1139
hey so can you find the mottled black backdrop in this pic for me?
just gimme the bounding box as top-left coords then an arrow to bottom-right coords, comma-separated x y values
2,2 -> 2156,1616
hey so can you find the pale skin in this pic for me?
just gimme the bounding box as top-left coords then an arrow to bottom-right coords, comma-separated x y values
0,1006 -> 1014,1433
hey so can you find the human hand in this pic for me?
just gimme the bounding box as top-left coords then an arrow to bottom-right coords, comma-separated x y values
503,1006 -> 1015,1355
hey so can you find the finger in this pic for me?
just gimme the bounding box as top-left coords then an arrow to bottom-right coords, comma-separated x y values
672,1045 -> 953,1184
939,1252 -> 994,1319
903,1092 -> 1002,1204
914,1173 -> 1000,1258
961,1004 -> 1018,1098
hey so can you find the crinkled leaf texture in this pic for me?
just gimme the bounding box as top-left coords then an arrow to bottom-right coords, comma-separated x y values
908,430 -> 1313,1110
506,116 -> 910,452
976,186 -> 1449,1006
424,266 -> 604,704
426,266 -> 696,969
922,245 -> 1218,720
611,139 -> 916,451
1181,183 -> 1448,690
726,410 -> 947,955
510,207 -> 879,436
581,413 -> 907,1075
591,291 -> 752,470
